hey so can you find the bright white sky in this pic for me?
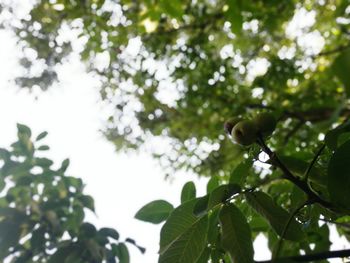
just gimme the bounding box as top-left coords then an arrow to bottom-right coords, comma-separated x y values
0,6 -> 348,262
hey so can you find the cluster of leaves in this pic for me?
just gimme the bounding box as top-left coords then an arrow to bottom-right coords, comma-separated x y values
135,121 -> 350,262
0,124 -> 140,263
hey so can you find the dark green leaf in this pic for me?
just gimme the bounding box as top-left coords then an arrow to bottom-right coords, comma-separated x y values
17,123 -> 31,137
229,160 -> 252,186
207,176 -> 219,193
159,199 -> 198,254
327,139 -> 350,210
159,0 -> 183,19
195,247 -> 211,263
245,191 -> 304,241
219,203 -> 254,263
207,184 -> 241,210
225,0 -> 243,34
79,222 -> 97,238
36,131 -> 48,141
135,200 -> 174,224
59,159 -> 70,173
207,207 -> 220,244
99,227 -> 119,240
193,195 -> 209,217
79,195 -> 95,212
38,145 -> 50,151
181,181 -> 196,203
0,220 -> 21,259
35,158 -> 54,168
325,120 -> 350,150
112,243 -> 130,263
332,48 -> 350,94
159,215 -> 208,263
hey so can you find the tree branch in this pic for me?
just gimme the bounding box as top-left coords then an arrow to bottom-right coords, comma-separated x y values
283,120 -> 304,145
320,218 -> 350,229
142,12 -> 224,40
257,249 -> 350,262
256,136 -> 332,209
314,43 -> 350,57
246,104 -> 350,123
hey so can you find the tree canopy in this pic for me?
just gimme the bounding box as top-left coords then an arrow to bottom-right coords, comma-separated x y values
3,0 -> 349,176
2,0 -> 350,262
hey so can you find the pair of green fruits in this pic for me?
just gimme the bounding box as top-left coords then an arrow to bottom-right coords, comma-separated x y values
224,113 -> 277,146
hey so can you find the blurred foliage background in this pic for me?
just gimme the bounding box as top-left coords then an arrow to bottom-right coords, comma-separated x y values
2,0 -> 350,178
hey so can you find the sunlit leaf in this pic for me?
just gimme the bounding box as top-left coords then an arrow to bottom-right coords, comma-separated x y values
135,200 -> 174,224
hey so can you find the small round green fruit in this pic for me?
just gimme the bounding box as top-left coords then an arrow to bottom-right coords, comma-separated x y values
231,120 -> 258,146
224,117 -> 242,135
254,113 -> 277,137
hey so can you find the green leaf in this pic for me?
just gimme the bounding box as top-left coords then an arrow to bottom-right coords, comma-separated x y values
193,184 -> 241,216
36,131 -> 48,141
98,227 -> 119,240
159,0 -> 183,19
59,158 -> 70,173
86,239 -> 103,261
159,199 -> 198,254
79,222 -> 97,238
135,200 -> 174,224
207,176 -> 219,193
195,247 -> 211,263
35,157 -> 54,168
17,123 -> 32,137
327,139 -> 350,210
207,207 -> 220,244
0,148 -> 10,160
325,120 -> 350,150
38,145 -> 50,151
225,0 -> 243,34
48,244 -> 77,263
229,160 -> 252,186
332,48 -> 350,94
193,195 -> 209,217
159,215 -> 208,263
245,191 -> 304,241
0,220 -> 21,259
79,195 -> 95,212
112,243 -> 130,263
207,184 -> 241,210
219,203 -> 254,263
181,181 -> 196,203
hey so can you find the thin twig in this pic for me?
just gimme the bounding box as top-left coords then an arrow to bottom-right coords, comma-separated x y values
313,43 -> 350,57
283,120 -> 304,145
303,144 -> 326,182
272,201 -> 310,260
320,218 -> 350,229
